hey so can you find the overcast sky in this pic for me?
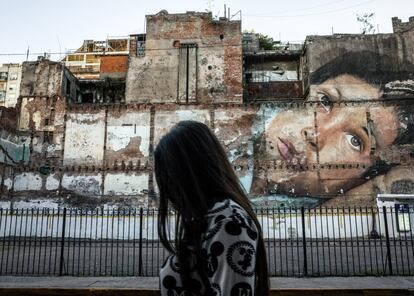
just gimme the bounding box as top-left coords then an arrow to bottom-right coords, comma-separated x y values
0,0 -> 413,64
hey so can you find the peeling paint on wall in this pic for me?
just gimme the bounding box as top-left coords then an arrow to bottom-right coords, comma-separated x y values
154,107 -> 210,144
14,172 -> 42,191
45,173 -> 60,191
106,109 -> 151,164
103,172 -> 148,196
61,173 -> 102,196
63,111 -> 106,166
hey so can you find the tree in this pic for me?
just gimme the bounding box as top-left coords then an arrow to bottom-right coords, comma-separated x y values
257,34 -> 279,50
357,13 -> 376,34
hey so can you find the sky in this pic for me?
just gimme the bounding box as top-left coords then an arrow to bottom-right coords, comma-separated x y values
0,0 -> 413,64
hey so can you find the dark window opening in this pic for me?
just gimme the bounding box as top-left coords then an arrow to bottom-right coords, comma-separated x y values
44,118 -> 49,126
44,131 -> 53,143
137,34 -> 146,57
66,79 -> 71,95
178,43 -> 198,103
82,93 -> 94,103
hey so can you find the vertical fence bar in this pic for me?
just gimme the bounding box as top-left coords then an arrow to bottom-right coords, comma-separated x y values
132,209 -> 136,276
59,208 -> 67,276
145,208 -> 149,276
390,206 -> 400,275
409,206 -> 414,275
0,208 -> 3,275
278,207 -> 283,276
16,209 -> 24,275
301,207 -> 308,276
11,208 -> 18,274
127,209 -> 131,276
360,206 -> 367,275
316,207 -> 326,276
138,207 -> 143,276
326,207 -> 332,276
383,206 -> 393,275
21,208 -> 29,275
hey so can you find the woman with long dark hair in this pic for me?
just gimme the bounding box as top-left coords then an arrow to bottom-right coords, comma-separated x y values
155,120 -> 269,296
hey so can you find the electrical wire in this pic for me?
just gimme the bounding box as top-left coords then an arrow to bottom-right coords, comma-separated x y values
244,0 -> 377,18
246,0 -> 349,16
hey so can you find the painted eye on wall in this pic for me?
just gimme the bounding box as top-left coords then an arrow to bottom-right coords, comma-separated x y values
345,134 -> 363,151
317,93 -> 332,112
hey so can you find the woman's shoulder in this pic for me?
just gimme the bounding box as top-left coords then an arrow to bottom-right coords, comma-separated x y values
206,198 -> 250,218
203,198 -> 258,243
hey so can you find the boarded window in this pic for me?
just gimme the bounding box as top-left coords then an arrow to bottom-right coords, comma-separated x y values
178,43 -> 197,103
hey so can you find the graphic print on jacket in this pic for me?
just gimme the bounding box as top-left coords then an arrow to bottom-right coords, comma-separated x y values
160,199 -> 258,296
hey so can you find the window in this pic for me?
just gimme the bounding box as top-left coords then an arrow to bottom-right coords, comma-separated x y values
43,131 -> 53,143
178,43 -> 198,103
82,93 -> 94,103
86,55 -> 99,64
0,72 -> 8,80
67,54 -> 85,62
66,79 -> 71,95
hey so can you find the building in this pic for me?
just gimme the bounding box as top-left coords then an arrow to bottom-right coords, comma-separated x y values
63,38 -> 130,103
0,13 -> 413,209
0,63 -> 22,108
126,10 -> 243,104
242,33 -> 303,101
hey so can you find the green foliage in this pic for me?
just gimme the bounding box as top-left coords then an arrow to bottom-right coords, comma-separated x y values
257,34 -> 277,50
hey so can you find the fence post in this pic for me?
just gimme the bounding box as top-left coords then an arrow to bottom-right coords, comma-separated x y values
301,206 -> 308,276
138,207 -> 143,276
382,206 -> 393,275
59,208 -> 67,276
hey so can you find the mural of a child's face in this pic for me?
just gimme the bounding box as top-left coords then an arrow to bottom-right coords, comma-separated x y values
264,74 -> 399,197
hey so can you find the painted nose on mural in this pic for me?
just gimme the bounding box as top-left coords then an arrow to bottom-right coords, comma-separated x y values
301,127 -> 319,150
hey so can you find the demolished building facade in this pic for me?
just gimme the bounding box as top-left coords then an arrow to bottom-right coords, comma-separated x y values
0,12 -> 414,209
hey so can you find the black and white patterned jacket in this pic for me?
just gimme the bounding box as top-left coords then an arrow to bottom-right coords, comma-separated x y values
160,198 -> 258,296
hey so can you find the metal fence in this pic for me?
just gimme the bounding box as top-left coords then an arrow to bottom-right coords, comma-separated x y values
0,206 -> 413,277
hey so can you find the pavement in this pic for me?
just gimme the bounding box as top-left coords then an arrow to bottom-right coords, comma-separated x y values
1,276 -> 414,290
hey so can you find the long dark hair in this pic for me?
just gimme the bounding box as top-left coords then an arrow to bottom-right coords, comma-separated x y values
154,120 -> 269,296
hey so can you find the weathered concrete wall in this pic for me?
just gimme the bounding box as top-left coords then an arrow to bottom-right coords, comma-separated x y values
2,99 -> 414,208
0,168 -> 149,208
153,104 -> 211,145
2,19 -> 414,209
103,172 -> 148,196
17,96 -> 66,166
303,31 -> 414,92
392,16 -> 414,33
20,59 -> 78,102
126,11 -> 242,104
106,106 -> 151,166
13,172 -> 43,191
63,109 -> 105,166
20,59 -> 63,97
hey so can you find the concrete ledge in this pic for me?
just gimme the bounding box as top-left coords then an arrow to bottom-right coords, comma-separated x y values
1,276 -> 414,295
1,287 -> 414,296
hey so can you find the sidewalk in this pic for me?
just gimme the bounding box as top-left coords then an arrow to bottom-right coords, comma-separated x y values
1,276 -> 414,295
